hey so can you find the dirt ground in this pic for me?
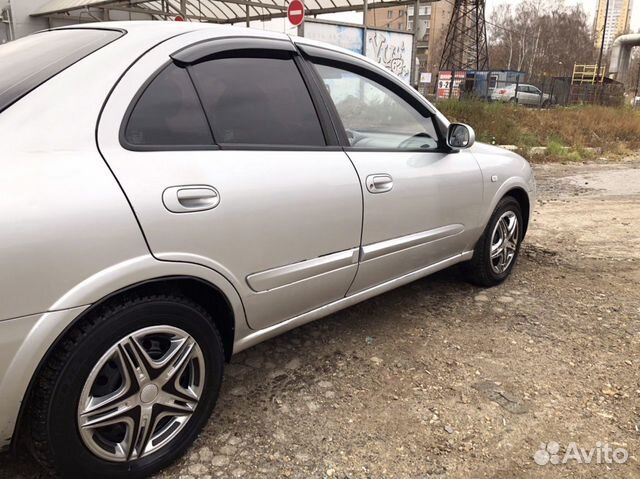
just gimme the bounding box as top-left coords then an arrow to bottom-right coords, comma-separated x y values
2,158 -> 639,479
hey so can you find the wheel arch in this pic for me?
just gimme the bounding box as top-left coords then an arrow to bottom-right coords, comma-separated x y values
503,187 -> 531,236
12,274 -> 239,453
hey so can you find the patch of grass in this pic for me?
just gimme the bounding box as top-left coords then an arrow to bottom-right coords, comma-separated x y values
545,140 -> 566,158
436,99 -> 640,162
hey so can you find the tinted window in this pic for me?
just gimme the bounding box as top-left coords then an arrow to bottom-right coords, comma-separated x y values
314,63 -> 438,150
0,29 -> 122,113
191,55 -> 325,147
124,64 -> 213,147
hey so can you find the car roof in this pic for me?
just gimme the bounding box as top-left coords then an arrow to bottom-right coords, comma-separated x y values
49,21 -> 396,82
50,20 -> 289,42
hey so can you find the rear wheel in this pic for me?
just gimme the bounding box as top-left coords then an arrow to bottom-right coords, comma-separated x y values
26,294 -> 224,479
465,196 -> 523,287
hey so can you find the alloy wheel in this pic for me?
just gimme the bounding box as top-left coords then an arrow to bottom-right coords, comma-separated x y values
490,210 -> 519,275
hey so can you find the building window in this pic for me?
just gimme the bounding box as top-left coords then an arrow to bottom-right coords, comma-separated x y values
387,10 -> 393,19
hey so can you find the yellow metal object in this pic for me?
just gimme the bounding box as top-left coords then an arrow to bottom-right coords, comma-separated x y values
572,64 -> 606,85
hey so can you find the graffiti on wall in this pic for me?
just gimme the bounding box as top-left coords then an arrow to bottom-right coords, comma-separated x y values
365,30 -> 413,83
301,21 -> 414,83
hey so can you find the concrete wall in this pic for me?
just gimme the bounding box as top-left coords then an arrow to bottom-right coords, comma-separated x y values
2,0 -> 154,41
9,0 -> 49,38
1,0 -> 10,43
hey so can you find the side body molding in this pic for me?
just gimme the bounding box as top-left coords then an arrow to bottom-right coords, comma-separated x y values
360,224 -> 465,262
247,248 -> 359,292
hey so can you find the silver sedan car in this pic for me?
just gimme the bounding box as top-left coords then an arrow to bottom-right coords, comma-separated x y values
0,22 -> 535,478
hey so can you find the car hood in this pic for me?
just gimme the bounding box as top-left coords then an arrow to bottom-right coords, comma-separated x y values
470,141 -> 522,158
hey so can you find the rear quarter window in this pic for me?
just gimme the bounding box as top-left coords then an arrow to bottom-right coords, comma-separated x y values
0,28 -> 123,113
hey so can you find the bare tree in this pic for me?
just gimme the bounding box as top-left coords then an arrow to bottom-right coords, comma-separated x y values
488,0 -> 595,84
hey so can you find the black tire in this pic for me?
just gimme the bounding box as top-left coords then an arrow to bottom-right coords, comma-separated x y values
465,196 -> 523,287
25,293 -> 224,479
509,97 -> 518,104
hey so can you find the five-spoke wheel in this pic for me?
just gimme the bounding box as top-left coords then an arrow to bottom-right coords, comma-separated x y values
489,211 -> 519,275
465,196 -> 524,287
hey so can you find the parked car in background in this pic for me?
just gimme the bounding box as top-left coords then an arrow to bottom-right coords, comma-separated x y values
0,22 -> 536,479
492,83 -> 553,107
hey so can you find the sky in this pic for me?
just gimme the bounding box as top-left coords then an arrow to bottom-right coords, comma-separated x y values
260,0 -> 640,35
486,0 -> 640,32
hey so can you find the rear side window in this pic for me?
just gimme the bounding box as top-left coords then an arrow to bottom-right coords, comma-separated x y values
190,54 -> 326,147
0,28 -> 122,113
124,64 -> 214,147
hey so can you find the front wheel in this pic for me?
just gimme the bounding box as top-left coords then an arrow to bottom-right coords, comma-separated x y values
465,196 -> 523,287
26,294 -> 224,479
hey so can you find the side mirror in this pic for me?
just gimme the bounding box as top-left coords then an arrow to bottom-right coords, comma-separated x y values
447,123 -> 475,149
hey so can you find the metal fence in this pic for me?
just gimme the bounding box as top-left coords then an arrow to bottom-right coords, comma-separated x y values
425,70 -> 625,108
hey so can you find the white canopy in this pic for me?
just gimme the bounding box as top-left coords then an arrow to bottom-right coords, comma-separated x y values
33,0 -> 414,24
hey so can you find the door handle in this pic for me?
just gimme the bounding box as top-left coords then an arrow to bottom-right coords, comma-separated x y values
366,174 -> 393,194
162,185 -> 220,213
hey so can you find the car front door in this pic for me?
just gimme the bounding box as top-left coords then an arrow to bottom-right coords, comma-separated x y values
529,86 -> 543,106
516,85 -> 529,104
98,31 -> 363,330
298,43 -> 484,293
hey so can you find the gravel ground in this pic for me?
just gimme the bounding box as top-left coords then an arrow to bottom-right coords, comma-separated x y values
2,158 -> 640,479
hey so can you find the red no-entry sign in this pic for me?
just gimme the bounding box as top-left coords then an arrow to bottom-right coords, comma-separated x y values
287,0 -> 305,26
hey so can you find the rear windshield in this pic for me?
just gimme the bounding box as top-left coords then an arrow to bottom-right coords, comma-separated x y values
0,28 -> 123,113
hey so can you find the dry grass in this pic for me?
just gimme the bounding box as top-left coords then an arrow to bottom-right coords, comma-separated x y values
436,100 -> 640,162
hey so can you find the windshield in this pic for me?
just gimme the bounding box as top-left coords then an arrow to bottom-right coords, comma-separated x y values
0,28 -> 123,113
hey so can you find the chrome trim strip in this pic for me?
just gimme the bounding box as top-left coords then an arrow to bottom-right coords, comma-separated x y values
246,248 -> 359,293
234,250 -> 474,353
361,224 -> 465,262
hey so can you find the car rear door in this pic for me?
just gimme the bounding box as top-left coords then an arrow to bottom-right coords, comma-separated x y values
98,31 -> 363,330
297,43 -> 484,294
521,86 -> 537,105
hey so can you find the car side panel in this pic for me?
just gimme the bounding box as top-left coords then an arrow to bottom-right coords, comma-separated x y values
469,142 -> 536,231
346,150 -> 484,293
97,30 -> 364,331
0,30 -> 175,322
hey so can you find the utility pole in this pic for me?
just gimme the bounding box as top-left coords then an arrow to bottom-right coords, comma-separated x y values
634,61 -> 640,108
411,0 -> 419,88
595,0 -> 610,104
439,0 -> 488,71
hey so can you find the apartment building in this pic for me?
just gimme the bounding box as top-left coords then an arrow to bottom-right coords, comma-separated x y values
594,0 -> 633,51
366,1 -> 454,82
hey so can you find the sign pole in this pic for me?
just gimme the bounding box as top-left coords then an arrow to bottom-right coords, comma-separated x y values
362,0 -> 368,55
411,0 -> 419,88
